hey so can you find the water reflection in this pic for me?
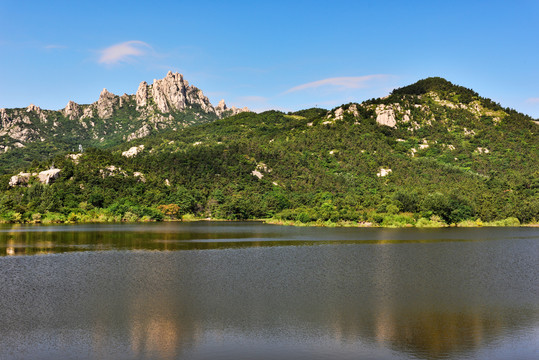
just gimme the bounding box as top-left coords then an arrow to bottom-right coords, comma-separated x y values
1,222 -> 537,256
0,223 -> 537,359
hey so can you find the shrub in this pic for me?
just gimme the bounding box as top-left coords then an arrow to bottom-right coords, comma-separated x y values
42,212 -> 66,224
502,217 -> 521,226
416,216 -> 447,228
296,212 -> 312,223
157,204 -> 181,219
31,212 -> 42,223
122,211 -> 139,222
386,204 -> 400,215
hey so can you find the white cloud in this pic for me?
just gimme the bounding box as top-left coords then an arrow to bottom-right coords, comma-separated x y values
526,97 -> 539,104
98,41 -> 152,65
284,75 -> 391,94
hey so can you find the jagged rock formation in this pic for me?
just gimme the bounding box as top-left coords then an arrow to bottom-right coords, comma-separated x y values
215,98 -> 248,117
152,72 -> 206,112
0,72 -> 250,156
0,106 -> 40,143
215,99 -> 227,116
134,71 -> 247,117
135,81 -> 148,109
26,104 -> 40,113
64,101 -> 81,120
97,89 -> 118,119
0,108 -> 9,127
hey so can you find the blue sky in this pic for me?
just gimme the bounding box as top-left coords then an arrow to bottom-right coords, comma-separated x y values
1,0 -> 538,117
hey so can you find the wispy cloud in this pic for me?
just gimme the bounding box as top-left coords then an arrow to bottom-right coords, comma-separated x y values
526,97 -> 539,104
98,40 -> 152,65
284,75 -> 391,94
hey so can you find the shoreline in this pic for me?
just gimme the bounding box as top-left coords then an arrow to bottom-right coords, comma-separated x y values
0,216 -> 536,228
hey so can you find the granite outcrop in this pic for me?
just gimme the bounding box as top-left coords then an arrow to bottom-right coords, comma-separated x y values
0,72 -> 250,150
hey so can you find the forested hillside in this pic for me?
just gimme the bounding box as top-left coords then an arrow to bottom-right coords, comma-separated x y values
1,78 -> 537,226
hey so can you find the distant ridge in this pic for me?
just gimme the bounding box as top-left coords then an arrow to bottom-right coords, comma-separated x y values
0,71 -> 249,153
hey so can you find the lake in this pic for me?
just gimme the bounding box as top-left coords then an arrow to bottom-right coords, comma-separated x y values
0,222 -> 538,360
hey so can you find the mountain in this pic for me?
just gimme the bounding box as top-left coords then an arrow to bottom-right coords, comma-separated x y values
0,77 -> 537,226
0,71 -> 248,172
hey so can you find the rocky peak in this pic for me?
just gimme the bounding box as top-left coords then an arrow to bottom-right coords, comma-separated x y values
25,104 -> 48,123
217,99 -> 227,110
89,72 -> 236,119
215,99 -> 228,117
26,104 -> 41,112
216,99 -> 227,110
135,81 -> 148,109
0,108 -> 10,128
63,100 -> 81,120
97,88 -> 118,119
227,106 -> 250,117
1,72 -> 250,150
119,93 -> 130,107
151,71 -> 188,112
185,86 -> 213,113
127,71 -> 249,118
100,88 -> 114,98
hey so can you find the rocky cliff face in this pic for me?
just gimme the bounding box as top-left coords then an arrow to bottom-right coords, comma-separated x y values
76,71 -> 248,122
135,81 -> 149,109
0,72 -> 249,152
96,88 -> 118,119
63,100 -> 81,120
133,71 -> 247,117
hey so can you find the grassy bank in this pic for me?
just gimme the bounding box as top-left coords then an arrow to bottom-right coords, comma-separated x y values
266,216 -> 527,228
0,208 -> 161,225
0,208 -> 532,228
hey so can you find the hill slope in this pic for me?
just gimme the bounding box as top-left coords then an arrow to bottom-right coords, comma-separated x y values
1,77 -> 537,225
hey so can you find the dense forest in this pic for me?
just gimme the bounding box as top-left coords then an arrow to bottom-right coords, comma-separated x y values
1,78 -> 537,227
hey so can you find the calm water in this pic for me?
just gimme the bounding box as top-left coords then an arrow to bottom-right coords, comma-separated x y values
0,222 -> 538,360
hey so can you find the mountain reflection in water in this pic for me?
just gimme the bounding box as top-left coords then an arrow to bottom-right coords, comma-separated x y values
0,222 -> 538,360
